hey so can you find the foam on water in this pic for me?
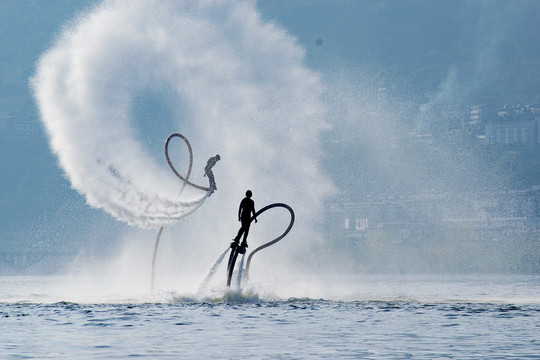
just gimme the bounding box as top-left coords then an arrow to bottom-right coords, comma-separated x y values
1,274 -> 539,305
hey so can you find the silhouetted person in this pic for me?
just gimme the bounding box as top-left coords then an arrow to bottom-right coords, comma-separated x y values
233,190 -> 257,248
204,154 -> 220,195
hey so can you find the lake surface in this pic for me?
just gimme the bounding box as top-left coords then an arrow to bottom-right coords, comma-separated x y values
1,274 -> 539,359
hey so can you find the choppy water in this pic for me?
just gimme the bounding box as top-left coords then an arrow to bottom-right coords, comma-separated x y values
1,274 -> 539,359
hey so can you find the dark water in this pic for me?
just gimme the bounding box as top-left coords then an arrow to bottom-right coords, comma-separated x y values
1,275 -> 539,359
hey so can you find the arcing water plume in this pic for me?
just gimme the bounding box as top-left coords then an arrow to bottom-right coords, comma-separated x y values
31,0 -> 333,232
31,0 -> 334,291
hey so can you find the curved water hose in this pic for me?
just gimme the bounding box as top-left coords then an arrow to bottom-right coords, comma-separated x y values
164,133 -> 211,192
227,203 -> 295,287
244,203 -> 295,280
150,227 -> 165,292
151,133 -> 210,292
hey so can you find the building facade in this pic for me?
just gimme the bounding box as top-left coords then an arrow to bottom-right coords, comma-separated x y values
485,117 -> 540,146
326,187 -> 540,240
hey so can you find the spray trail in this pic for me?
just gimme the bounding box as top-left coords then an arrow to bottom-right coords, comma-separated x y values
197,247 -> 230,294
235,253 -> 245,289
31,0 -> 333,265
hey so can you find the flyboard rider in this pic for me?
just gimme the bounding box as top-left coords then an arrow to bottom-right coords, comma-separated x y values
232,190 -> 257,249
204,154 -> 220,196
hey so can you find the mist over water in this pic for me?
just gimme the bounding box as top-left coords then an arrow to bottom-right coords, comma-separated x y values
27,0 -> 539,298
31,0 -> 334,293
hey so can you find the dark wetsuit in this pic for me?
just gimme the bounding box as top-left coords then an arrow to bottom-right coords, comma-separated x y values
234,197 -> 256,245
204,155 -> 220,194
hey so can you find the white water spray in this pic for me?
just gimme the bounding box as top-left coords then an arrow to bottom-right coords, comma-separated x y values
235,253 -> 245,289
32,0 -> 333,233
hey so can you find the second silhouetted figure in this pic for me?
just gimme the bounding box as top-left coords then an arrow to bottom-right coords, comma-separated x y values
204,154 -> 220,196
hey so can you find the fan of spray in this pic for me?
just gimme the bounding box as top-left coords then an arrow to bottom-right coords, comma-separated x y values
31,0 -> 333,234
31,1 -> 335,296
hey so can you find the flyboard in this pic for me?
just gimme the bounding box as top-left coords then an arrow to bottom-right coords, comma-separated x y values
151,133 -> 217,292
226,203 -> 295,287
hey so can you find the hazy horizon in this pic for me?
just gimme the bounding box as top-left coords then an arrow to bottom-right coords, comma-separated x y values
1,0 -> 540,278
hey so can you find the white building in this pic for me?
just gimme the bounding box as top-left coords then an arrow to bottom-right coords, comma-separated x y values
485,117 -> 540,146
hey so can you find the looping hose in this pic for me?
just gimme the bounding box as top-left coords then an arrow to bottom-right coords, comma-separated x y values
244,203 -> 295,280
152,133 -> 211,292
164,133 -> 211,192
227,203 -> 295,286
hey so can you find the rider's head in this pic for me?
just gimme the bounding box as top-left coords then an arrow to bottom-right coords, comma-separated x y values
216,154 -> 220,160
246,190 -> 252,198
